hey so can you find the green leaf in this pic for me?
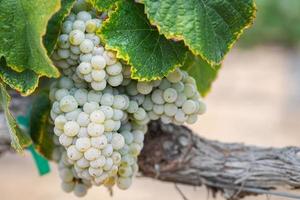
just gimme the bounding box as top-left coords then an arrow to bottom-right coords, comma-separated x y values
30,92 -> 54,160
0,0 -> 61,77
0,58 -> 39,96
182,53 -> 221,97
98,0 -> 188,81
143,0 -> 256,65
0,83 -> 32,152
44,0 -> 76,54
88,0 -> 119,11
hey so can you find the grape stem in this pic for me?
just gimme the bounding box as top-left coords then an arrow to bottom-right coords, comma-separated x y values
2,94 -> 300,199
139,121 -> 300,200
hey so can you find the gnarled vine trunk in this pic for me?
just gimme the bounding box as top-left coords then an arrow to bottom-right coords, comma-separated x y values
139,122 -> 300,199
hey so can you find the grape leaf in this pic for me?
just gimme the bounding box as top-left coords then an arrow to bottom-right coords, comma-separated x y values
88,0 -> 119,11
0,83 -> 32,152
30,92 -> 54,159
99,0 -> 188,81
182,53 -> 221,97
44,0 -> 76,54
143,0 -> 256,65
0,0 -> 61,77
0,58 -> 39,96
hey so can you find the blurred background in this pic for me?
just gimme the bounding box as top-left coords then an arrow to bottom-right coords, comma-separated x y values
1,0 -> 300,199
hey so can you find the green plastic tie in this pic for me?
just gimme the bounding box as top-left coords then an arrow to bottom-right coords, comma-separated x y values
17,115 -> 51,176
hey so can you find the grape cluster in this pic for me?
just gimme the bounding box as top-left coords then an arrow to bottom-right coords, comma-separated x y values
121,67 -> 206,125
51,3 -> 123,92
49,0 -> 206,197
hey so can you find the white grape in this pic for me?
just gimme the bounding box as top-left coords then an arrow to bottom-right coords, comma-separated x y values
117,177 -> 132,190
62,21 -> 73,34
73,20 -> 86,32
87,123 -> 104,136
87,90 -> 102,103
111,152 -> 122,164
91,55 -> 106,69
90,110 -> 105,123
103,157 -> 113,171
107,74 -> 123,87
151,89 -> 165,105
182,100 -> 197,114
183,83 -> 196,98
99,106 -> 114,119
186,114 -> 198,124
84,147 -> 101,161
83,102 -> 99,114
104,119 -> 116,131
57,49 -> 70,59
58,34 -> 70,49
54,127 -> 63,136
158,79 -> 171,90
91,135 -> 107,149
70,45 -> 81,55
90,156 -> 106,168
133,108 -> 146,121
137,81 -> 153,95
74,88 -> 88,105
91,69 -> 106,81
113,109 -> 124,121
75,137 -> 91,152
166,68 -> 182,83
77,127 -> 89,138
60,95 -> 78,112
91,80 -> 106,91
100,93 -> 114,106
76,157 -> 90,168
69,30 -> 85,45
61,182 -> 75,193
65,109 -> 81,121
164,103 -> 178,117
73,183 -> 87,197
93,46 -> 104,56
55,89 -> 69,101
106,62 -> 122,76
67,145 -> 83,161
103,51 -> 117,65
59,168 -> 74,182
55,115 -> 67,130
113,95 -> 128,110
174,109 -> 187,123
85,20 -> 97,33
80,39 -> 94,53
153,104 -> 164,115
163,88 -> 177,103
76,11 -> 92,22
64,121 -> 80,137
59,134 -> 73,147
79,53 -> 93,62
59,77 -> 74,89
102,144 -> 113,157
77,112 -> 90,126
111,133 -> 125,150
89,167 -> 104,177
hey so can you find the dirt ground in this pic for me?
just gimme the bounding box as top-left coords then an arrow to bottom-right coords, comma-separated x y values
1,46 -> 300,200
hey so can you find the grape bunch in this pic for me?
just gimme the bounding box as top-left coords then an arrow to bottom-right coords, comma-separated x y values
121,67 -> 206,125
51,1 -> 123,92
49,0 -> 206,197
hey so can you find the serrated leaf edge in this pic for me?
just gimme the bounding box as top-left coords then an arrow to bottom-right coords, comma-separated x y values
98,1 -> 188,81
143,1 -> 257,66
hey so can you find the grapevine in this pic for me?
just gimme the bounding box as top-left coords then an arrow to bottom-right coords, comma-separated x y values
0,0 -> 259,199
